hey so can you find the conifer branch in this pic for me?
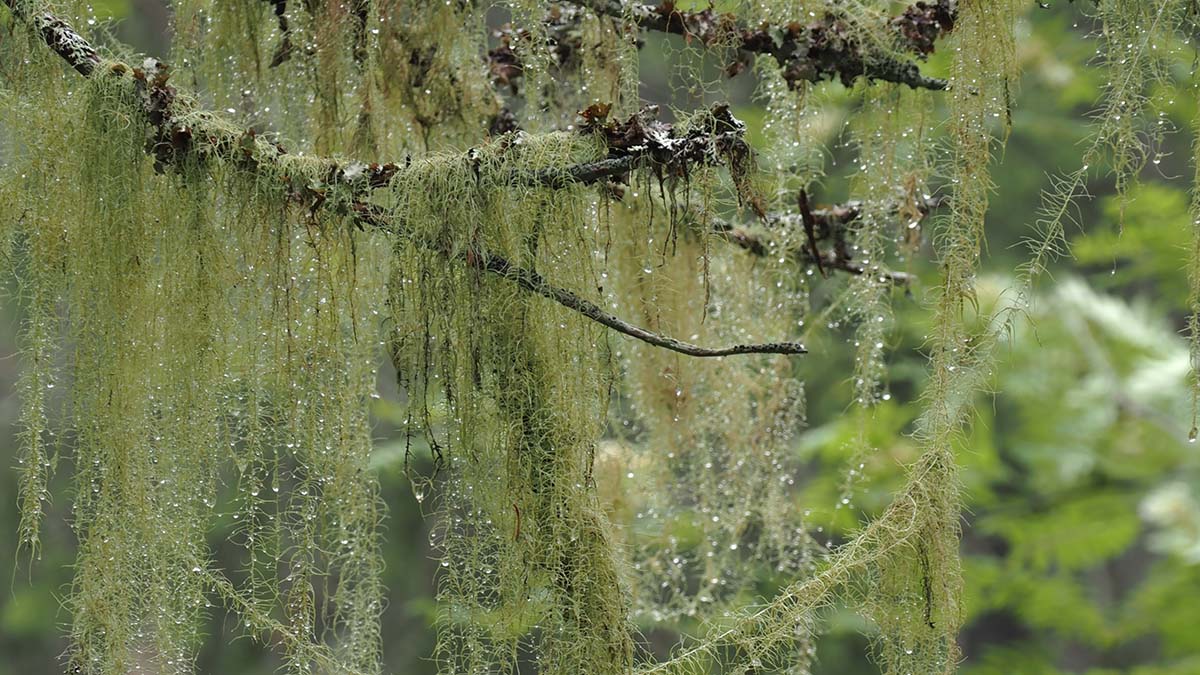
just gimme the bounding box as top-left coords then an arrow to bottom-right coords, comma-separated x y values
2,0 -> 806,359
566,0 -> 954,90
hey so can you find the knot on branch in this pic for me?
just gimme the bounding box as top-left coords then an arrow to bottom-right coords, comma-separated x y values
130,59 -> 181,170
576,102 -> 751,180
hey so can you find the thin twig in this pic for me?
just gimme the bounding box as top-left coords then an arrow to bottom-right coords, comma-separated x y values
797,188 -> 825,276
705,195 -> 943,285
353,204 -> 806,357
481,254 -> 806,357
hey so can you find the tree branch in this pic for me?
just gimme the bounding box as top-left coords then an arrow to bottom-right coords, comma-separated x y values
2,0 -> 806,359
705,195 -> 942,285
481,254 -> 805,357
3,0 -> 100,76
264,0 -> 294,68
567,0 -> 954,90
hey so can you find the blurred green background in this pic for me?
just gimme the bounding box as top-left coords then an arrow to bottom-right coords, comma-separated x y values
2,2 -> 1200,673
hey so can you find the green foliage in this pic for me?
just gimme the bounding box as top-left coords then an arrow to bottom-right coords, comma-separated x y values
963,279 -> 1198,672
794,276 -> 1200,675
1074,183 -> 1192,307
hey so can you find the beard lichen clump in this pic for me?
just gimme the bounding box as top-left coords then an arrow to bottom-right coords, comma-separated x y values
1188,96 -> 1200,441
2,52 -> 389,673
604,193 -> 815,625
172,0 -> 501,156
856,3 -> 1019,673
63,66 -> 219,675
385,130 -> 633,673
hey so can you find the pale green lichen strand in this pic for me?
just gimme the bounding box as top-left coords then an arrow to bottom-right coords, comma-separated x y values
0,48 -> 388,672
385,132 -> 634,674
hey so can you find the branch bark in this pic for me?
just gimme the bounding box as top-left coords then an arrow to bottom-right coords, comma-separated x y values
482,254 -> 805,356
3,0 -> 100,76
352,202 -> 806,357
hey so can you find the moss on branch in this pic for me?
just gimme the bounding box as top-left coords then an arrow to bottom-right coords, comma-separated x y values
568,0 -> 955,90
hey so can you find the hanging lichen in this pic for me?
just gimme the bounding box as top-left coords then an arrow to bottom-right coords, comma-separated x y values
845,86 -> 928,407
384,130 -> 634,673
0,14 -> 390,664
171,0 -> 503,156
620,4 -> 1018,674
854,4 -> 1014,673
606,188 -> 815,626
11,1 -> 1200,675
1184,69 -> 1200,445
1023,0 -> 1192,310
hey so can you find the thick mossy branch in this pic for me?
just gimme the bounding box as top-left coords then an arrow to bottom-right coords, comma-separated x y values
2,0 -> 99,75
567,0 -> 954,90
3,1 -> 803,359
